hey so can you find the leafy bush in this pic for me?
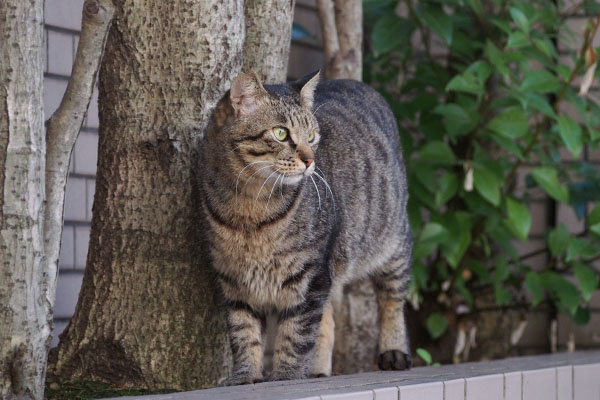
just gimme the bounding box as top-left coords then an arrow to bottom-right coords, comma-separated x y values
363,0 -> 600,341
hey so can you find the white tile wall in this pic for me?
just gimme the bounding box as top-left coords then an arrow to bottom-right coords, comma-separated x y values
503,371 -> 522,400
523,368 -> 556,400
399,382 -> 443,400
573,363 -> 600,400
443,379 -> 464,400
321,391 -> 373,400
465,375 -> 503,400
556,366 -> 573,400
373,387 -> 398,400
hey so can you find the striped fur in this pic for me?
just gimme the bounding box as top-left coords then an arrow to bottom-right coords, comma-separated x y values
199,71 -> 413,384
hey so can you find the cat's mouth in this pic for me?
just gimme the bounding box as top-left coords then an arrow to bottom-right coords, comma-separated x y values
303,162 -> 316,177
282,163 -> 315,185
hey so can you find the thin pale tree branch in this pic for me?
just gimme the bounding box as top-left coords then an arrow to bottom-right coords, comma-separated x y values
44,0 -> 115,308
316,0 -> 362,80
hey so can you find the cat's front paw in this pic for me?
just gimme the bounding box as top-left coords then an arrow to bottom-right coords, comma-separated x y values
266,369 -> 305,382
221,372 -> 264,386
378,350 -> 412,371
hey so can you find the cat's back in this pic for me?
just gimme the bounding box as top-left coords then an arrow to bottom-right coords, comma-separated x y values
311,79 -> 410,281
313,79 -> 401,153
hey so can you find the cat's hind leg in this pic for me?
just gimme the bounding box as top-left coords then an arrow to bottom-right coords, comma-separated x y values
371,256 -> 412,371
309,301 -> 334,377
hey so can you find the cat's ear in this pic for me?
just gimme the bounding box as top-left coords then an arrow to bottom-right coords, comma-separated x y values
299,70 -> 320,110
230,71 -> 268,118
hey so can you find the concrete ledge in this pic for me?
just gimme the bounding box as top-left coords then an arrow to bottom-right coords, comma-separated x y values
106,351 -> 600,400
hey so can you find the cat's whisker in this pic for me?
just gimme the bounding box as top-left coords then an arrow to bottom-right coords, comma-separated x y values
266,173 -> 282,210
256,169 -> 281,203
315,167 -> 330,198
229,144 -> 243,154
313,171 -> 335,210
279,173 -> 286,200
242,164 -> 274,192
235,160 -> 272,195
310,175 -> 321,210
313,102 -> 327,116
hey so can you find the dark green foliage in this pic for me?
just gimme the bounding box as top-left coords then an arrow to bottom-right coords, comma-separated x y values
364,0 -> 600,341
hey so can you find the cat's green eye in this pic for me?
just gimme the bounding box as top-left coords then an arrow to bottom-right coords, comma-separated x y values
272,127 -> 288,141
308,130 -> 316,143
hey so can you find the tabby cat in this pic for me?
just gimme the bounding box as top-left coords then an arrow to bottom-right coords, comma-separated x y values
199,70 -> 412,384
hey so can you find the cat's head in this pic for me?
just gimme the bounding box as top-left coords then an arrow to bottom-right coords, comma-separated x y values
217,70 -> 321,188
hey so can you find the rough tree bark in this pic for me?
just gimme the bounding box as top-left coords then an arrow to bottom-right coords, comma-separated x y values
243,0 -> 295,83
1,1 -> 114,399
0,2 -> 47,398
315,0 -> 375,375
51,0 -> 295,390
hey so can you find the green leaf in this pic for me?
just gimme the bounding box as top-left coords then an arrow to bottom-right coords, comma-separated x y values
548,223 -> 569,257
590,204 -> 600,226
435,172 -> 459,207
467,60 -> 492,83
574,262 -> 599,302
487,108 -> 530,138
415,3 -> 453,45
533,38 -> 556,58
426,313 -> 448,339
567,238 -> 599,262
525,271 -> 544,306
420,222 -> 449,243
412,261 -> 427,289
494,283 -> 512,304
541,272 -> 579,315
419,141 -> 456,165
590,223 -> 600,237
485,40 -> 509,76
416,348 -> 432,365
495,257 -> 510,282
433,103 -> 475,137
466,0 -> 483,16
505,197 -> 531,240
510,7 -> 530,33
520,92 -> 557,119
520,69 -> 560,93
490,133 -> 524,159
371,15 -> 411,57
573,307 -> 590,325
530,167 -> 569,203
507,31 -> 529,48
474,165 -> 501,206
446,73 -> 482,95
557,115 -> 583,158
438,212 -> 472,268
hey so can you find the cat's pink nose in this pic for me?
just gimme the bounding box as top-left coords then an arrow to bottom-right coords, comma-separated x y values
304,157 -> 314,167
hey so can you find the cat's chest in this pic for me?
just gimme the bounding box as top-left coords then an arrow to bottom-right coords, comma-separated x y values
212,230 -> 304,309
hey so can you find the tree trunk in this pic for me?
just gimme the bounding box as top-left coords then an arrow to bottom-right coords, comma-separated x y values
50,0 -> 252,390
0,1 -> 48,399
243,0 -> 295,83
316,0 -> 362,81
